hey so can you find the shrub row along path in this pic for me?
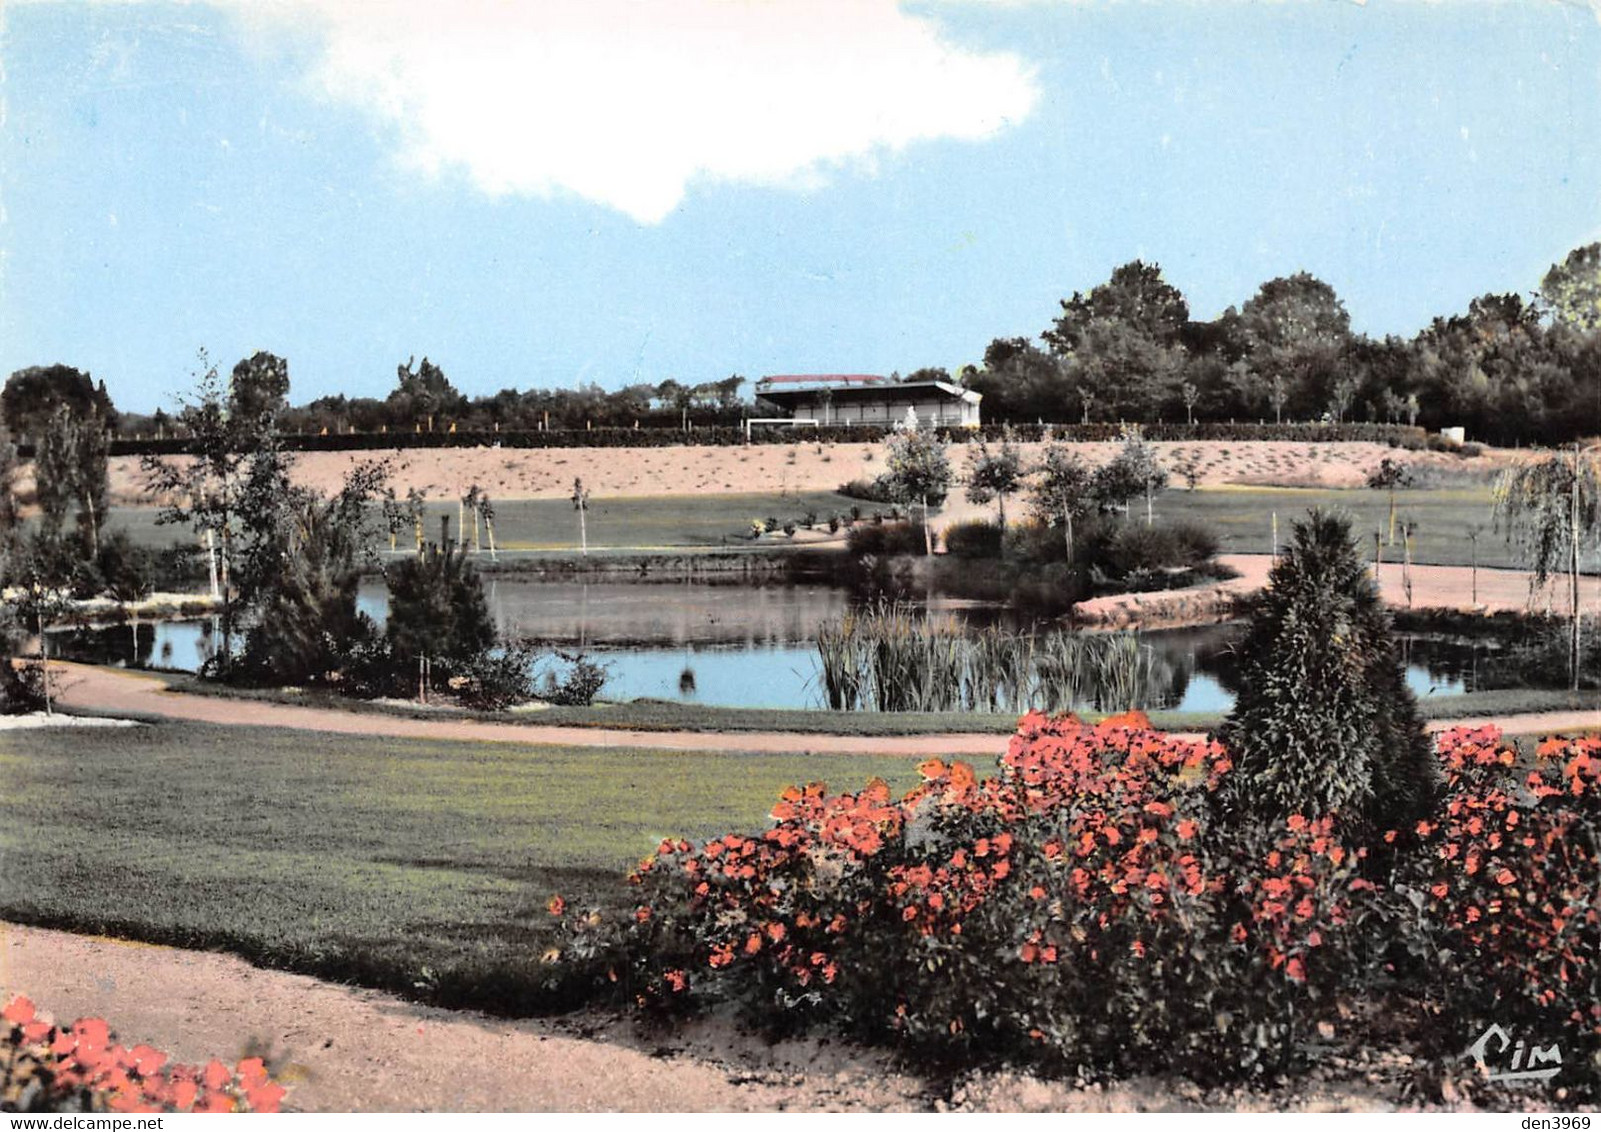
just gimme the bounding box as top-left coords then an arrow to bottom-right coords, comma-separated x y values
49,555 -> 1601,752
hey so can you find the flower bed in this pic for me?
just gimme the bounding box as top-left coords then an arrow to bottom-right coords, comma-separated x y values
546,714 -> 1600,1099
2,996 -> 286,1114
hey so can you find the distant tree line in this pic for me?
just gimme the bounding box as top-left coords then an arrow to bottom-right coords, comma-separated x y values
10,242 -> 1601,449
965,245 -> 1601,446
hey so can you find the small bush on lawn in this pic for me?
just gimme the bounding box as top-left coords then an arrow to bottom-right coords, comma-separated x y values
1104,521 -> 1219,575
942,519 -> 1003,559
845,520 -> 927,558
449,642 -> 540,710
2,995 -> 285,1113
548,711 -> 1360,1083
838,477 -> 895,503
537,650 -> 610,706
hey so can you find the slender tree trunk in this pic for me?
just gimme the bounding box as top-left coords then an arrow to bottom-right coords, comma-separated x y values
922,495 -> 932,555
1145,483 -> 1154,527
36,600 -> 50,717
85,494 -> 99,558
220,525 -> 233,674
578,505 -> 588,557
1064,507 -> 1074,562
1572,445 -> 1582,691
486,518 -> 497,561
205,528 -> 220,600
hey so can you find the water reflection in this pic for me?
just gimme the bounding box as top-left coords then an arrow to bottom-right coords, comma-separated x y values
51,578 -> 1472,713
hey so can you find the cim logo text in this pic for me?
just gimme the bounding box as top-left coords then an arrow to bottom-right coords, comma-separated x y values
1467,1023 -> 1562,1084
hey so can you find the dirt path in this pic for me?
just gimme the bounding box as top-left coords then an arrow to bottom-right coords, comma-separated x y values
47,659 -> 1601,755
0,923 -> 934,1112
1075,554 -> 1601,627
1,922 -> 1442,1112
49,663 -> 1013,755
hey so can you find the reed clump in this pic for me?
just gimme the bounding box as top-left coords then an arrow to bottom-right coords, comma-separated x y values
816,602 -> 1170,713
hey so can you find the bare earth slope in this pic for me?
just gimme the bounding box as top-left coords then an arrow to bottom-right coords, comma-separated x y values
105,439 -> 1513,506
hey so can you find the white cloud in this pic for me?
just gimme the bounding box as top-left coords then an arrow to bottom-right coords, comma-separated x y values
232,0 -> 1038,223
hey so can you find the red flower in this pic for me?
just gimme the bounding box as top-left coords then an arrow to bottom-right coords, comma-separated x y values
2,995 -> 35,1026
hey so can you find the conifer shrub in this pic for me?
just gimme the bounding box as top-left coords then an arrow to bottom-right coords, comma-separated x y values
1218,508 -> 1437,839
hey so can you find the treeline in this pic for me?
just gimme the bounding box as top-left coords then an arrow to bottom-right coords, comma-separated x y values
10,243 -> 1601,449
965,245 -> 1601,446
102,421 -> 1429,459
126,359 -> 751,440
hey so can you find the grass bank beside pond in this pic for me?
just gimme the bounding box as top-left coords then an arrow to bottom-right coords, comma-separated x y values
1166,485 -> 1524,570
0,720 -> 922,1016
157,676 -> 1215,735
154,674 -> 1597,734
94,490 -> 875,557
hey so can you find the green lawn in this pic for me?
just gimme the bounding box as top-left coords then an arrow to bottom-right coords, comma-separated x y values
102,486 -> 1524,568
99,490 -> 872,556
1158,485 -> 1525,570
0,721 -> 921,1013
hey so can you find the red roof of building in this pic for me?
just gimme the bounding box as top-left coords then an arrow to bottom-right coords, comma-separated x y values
758,374 -> 886,385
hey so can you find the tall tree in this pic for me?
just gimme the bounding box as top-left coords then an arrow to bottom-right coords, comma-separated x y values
1237,273 -> 1352,420
1493,447 -> 1601,689
389,356 -> 464,430
965,430 -> 1024,528
1540,242 -> 1601,333
1,365 -> 116,445
141,350 -> 292,674
880,429 -> 952,556
1044,261 -> 1189,421
1028,445 -> 1094,560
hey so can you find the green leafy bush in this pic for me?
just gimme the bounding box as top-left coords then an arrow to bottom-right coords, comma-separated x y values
536,650 -> 609,706
845,520 -> 927,558
942,519 -> 1003,559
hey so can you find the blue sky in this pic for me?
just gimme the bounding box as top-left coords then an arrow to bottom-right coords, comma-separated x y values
3,0 -> 1600,414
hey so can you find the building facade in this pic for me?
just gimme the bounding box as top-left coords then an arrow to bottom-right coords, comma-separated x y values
754,375 -> 982,429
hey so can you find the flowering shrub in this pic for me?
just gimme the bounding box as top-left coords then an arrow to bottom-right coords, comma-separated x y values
1,995 -> 286,1114
1387,728 -> 1600,1049
548,711 -> 1362,1081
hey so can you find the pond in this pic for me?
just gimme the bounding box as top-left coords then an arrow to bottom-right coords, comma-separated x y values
50,577 -> 1476,714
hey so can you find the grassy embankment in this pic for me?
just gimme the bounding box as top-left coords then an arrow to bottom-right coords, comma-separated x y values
1165,485 -> 1520,570
99,491 -> 872,558
98,485 -> 1513,566
149,674 -> 1601,735
0,720 -> 919,1013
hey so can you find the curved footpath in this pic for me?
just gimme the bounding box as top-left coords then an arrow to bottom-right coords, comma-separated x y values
48,659 -> 1601,755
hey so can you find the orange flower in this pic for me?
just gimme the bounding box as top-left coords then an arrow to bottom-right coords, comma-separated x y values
1285,957 -> 1307,982
546,894 -> 566,917
2,995 -> 35,1026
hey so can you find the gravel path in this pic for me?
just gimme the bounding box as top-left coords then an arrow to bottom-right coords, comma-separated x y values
0,923 -> 933,1112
